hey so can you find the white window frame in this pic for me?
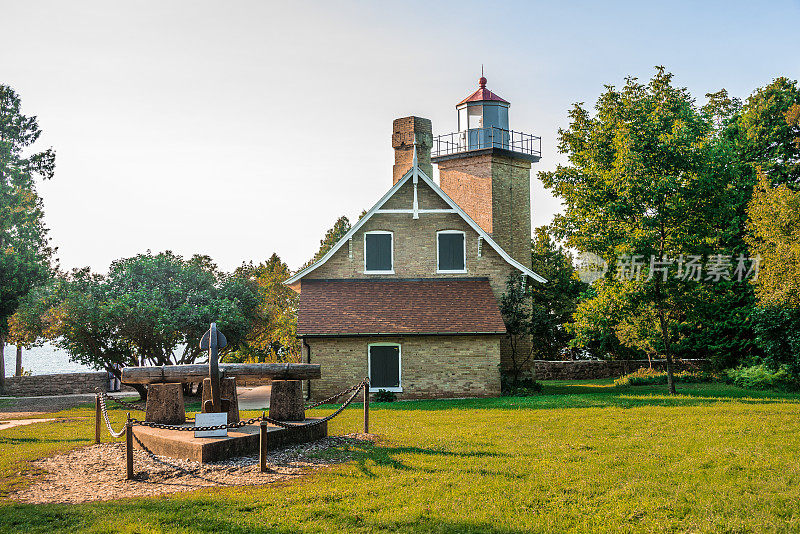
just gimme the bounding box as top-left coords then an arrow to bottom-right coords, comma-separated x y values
368,343 -> 402,393
436,230 -> 468,274
363,230 -> 394,274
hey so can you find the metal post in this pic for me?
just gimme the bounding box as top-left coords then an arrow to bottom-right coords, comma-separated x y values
259,412 -> 268,473
363,379 -> 369,434
125,413 -> 134,480
95,395 -> 101,444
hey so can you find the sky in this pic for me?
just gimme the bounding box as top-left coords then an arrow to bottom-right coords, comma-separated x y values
2,0 -> 799,273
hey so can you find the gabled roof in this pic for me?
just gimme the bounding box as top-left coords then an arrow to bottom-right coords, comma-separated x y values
297,278 -> 506,336
284,154 -> 547,286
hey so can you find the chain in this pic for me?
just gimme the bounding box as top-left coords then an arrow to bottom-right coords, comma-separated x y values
262,379 -> 367,428
96,389 -> 146,412
305,381 -> 364,409
95,391 -> 128,437
132,414 -> 264,432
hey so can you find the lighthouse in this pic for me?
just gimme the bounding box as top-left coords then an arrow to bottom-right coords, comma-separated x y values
432,75 -> 541,268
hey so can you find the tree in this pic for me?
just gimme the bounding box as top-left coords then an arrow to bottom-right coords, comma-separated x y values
540,67 -> 730,394
303,215 -> 351,268
747,173 -> 800,308
529,226 -> 586,359
231,253 -> 300,363
736,78 -> 800,187
499,272 -> 536,387
12,252 -> 259,398
0,85 -> 55,387
744,173 -> 800,379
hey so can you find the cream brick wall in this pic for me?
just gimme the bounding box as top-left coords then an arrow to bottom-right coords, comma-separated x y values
438,153 -> 532,268
306,335 -> 501,400
304,180 -> 515,301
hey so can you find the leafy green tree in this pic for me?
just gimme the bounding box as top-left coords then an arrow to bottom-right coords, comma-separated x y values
0,85 -> 55,387
499,272 -> 536,387
736,78 -> 800,187
529,227 -> 586,358
12,252 -> 259,397
747,173 -> 800,308
744,173 -> 800,379
541,67 -> 730,393
303,215 -> 351,268
231,253 -> 300,363
569,279 -> 642,361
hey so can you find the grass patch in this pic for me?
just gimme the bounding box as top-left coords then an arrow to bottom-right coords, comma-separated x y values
2,381 -> 800,532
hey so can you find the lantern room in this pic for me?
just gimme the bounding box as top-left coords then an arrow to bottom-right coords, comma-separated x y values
457,76 -> 510,132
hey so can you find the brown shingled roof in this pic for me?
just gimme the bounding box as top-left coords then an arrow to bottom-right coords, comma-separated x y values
297,278 -> 507,336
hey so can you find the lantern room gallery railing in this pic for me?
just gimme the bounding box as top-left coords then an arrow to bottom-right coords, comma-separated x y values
431,127 -> 541,159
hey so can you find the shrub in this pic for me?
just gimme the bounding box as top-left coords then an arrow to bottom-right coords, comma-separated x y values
373,389 -> 397,402
725,364 -> 800,392
501,376 -> 543,397
614,367 -> 716,387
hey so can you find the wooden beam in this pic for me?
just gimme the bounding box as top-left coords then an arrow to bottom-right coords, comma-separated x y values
121,363 -> 321,385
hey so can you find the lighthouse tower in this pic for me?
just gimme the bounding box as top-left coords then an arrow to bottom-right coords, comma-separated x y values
432,76 -> 541,268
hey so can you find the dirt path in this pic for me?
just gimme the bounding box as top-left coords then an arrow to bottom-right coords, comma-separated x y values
11,434 -> 374,504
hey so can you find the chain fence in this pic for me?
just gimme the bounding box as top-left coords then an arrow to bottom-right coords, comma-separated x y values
95,378 -> 369,435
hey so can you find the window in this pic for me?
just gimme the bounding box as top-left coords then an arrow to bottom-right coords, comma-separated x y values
368,344 -> 401,392
364,231 -> 393,273
437,231 -> 466,273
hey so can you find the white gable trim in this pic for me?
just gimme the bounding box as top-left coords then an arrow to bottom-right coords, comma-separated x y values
284,165 -> 547,285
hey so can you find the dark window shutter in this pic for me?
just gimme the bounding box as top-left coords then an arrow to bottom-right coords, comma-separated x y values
438,233 -> 465,271
366,234 -> 392,271
370,345 -> 400,388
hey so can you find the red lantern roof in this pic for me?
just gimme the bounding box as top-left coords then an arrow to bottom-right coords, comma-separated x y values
457,76 -> 510,106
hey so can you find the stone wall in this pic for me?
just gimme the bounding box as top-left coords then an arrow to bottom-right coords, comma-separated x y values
306,335 -> 502,401
532,359 -> 710,381
0,372 -> 135,397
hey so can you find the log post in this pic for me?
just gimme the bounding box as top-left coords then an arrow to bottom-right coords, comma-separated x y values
121,363 -> 321,385
125,414 -> 134,480
259,413 -> 269,473
95,395 -> 101,444
363,379 -> 369,434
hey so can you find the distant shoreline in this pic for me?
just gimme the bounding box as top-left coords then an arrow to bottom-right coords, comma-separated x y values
3,343 -> 95,378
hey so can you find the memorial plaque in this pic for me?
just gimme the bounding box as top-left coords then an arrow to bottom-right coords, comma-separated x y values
195,412 -> 228,438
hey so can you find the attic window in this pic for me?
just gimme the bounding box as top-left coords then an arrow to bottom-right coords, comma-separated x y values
364,231 -> 394,273
437,231 -> 466,273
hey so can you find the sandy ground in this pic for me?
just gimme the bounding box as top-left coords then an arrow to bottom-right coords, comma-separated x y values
11,433 -> 375,504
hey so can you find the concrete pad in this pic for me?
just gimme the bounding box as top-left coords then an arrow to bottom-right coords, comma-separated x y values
237,385 -> 271,410
132,418 -> 327,463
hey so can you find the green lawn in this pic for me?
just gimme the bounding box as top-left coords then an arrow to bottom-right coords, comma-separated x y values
2,381 -> 800,533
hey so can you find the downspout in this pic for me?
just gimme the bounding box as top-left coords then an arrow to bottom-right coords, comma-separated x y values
303,338 -> 312,401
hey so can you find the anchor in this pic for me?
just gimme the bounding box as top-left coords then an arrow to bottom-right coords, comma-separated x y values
199,322 -> 230,415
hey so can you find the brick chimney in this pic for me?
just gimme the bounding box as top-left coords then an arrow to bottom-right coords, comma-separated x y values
392,116 -> 433,184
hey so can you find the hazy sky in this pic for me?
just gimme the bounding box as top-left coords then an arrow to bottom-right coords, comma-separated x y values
2,0 -> 799,272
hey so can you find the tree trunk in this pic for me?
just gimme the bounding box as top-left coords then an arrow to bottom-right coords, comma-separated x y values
664,352 -> 676,395
15,345 -> 22,376
0,335 -> 5,389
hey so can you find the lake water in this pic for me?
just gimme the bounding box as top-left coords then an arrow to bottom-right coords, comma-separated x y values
3,343 -> 96,377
